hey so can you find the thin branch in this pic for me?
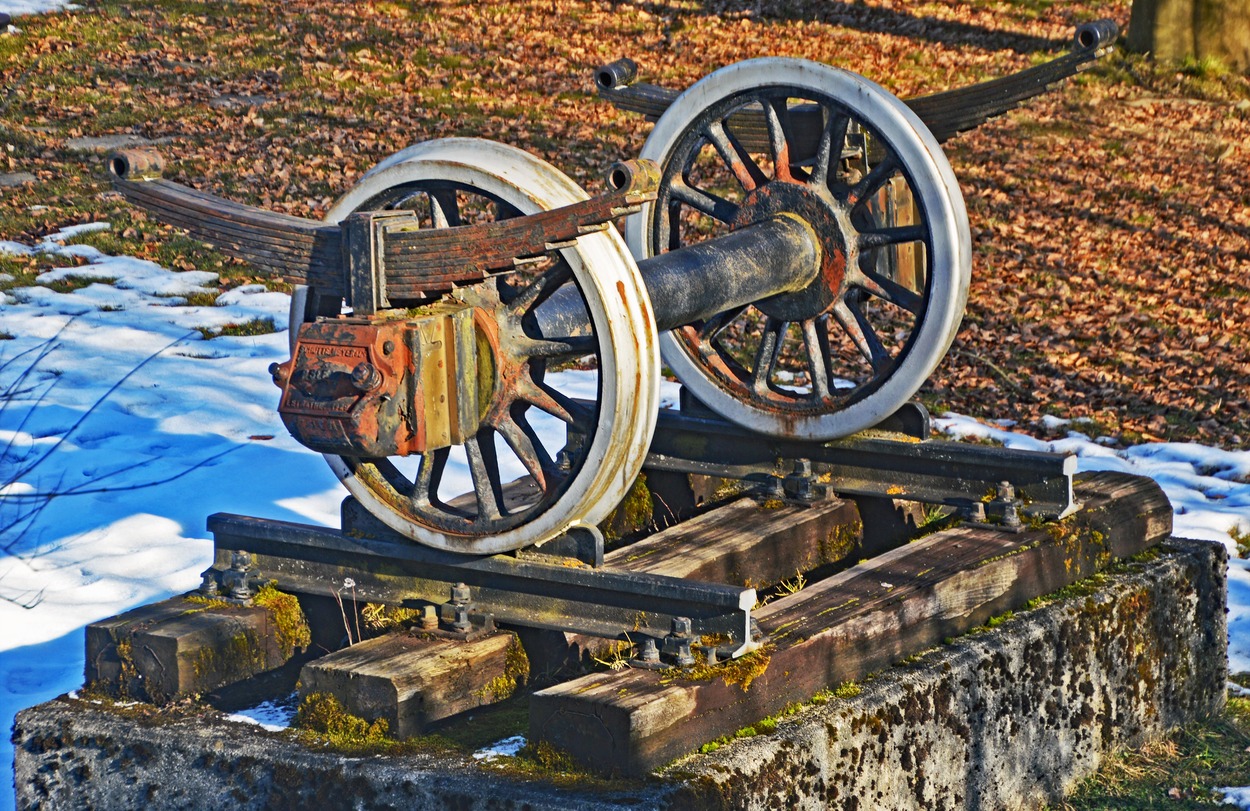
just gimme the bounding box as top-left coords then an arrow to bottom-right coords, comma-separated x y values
7,329 -> 199,484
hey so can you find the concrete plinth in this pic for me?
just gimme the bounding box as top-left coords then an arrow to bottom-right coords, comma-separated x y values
13,539 -> 1227,810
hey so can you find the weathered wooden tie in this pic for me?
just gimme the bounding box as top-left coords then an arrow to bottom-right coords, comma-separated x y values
606,495 -> 862,586
529,471 -> 1172,775
299,631 -> 527,738
85,592 -> 307,703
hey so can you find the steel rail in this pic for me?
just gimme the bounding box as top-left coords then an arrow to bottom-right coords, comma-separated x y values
644,406 -> 1080,519
207,511 -> 758,655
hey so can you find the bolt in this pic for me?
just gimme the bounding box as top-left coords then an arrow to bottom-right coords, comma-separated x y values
228,576 -> 253,602
453,604 -> 473,633
754,475 -> 784,500
673,638 -> 695,668
783,459 -> 818,503
639,638 -> 660,664
267,362 -> 288,387
671,616 -> 693,637
1002,502 -> 1023,529
996,481 -> 1016,501
351,362 -> 383,393
419,605 -> 439,631
451,582 -> 471,606
231,550 -> 251,572
382,340 -> 395,355
968,502 -> 987,522
198,572 -> 219,596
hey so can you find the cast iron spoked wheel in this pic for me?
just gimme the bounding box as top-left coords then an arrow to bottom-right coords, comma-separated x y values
625,58 -> 971,441
293,138 -> 658,556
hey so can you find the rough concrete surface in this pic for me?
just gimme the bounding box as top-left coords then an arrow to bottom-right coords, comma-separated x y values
13,539 -> 1226,810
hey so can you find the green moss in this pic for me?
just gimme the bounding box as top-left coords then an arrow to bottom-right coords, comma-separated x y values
183,594 -> 233,611
360,603 -> 420,633
832,681 -> 862,700
710,478 -> 746,503
191,628 -> 268,690
521,740 -> 576,771
475,635 -> 530,702
986,611 -> 1014,629
113,637 -> 139,700
599,473 -> 653,544
666,645 -> 773,692
821,519 -> 862,564
294,692 -> 391,751
252,583 -> 311,659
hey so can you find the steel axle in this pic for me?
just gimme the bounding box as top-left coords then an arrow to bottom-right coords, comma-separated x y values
532,214 -> 822,339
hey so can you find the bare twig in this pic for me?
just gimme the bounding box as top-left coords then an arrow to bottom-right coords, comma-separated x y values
949,348 -> 1026,395
6,329 -> 199,484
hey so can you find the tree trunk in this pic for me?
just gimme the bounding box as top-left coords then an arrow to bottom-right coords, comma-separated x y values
1127,0 -> 1250,71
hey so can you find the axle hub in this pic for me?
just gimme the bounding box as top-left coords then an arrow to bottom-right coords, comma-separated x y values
731,182 -> 854,322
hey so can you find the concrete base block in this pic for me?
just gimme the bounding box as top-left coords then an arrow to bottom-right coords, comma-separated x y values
667,537 -> 1228,809
14,539 -> 1226,810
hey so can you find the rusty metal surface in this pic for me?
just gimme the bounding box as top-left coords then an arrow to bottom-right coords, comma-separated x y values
273,301 -> 485,458
595,20 -> 1118,146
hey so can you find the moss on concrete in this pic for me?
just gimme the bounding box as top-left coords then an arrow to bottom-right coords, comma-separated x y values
294,692 -> 391,752
191,627 -> 268,689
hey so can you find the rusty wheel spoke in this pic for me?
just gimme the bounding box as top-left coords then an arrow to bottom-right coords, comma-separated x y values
411,448 -> 450,508
802,318 -> 834,401
516,374 -> 577,425
813,110 -> 851,188
858,224 -> 926,251
833,298 -> 889,371
669,180 -> 740,225
428,189 -> 462,228
508,259 -> 573,315
705,120 -> 767,191
761,97 -> 793,181
853,266 -> 924,314
464,434 -> 505,521
493,412 -> 552,492
749,317 -> 787,395
846,155 -> 900,208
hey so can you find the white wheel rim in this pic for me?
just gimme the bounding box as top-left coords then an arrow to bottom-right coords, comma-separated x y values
626,58 -> 970,440
300,138 -> 658,554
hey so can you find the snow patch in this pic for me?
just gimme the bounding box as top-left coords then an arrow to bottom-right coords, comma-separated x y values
473,735 -> 527,761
